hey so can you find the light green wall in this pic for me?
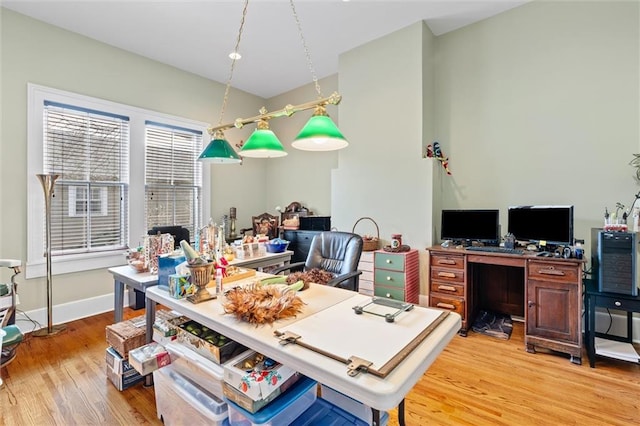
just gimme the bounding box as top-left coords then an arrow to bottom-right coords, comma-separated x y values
434,0 -> 639,257
265,75 -> 339,217
0,9 -> 267,311
334,21 -> 435,294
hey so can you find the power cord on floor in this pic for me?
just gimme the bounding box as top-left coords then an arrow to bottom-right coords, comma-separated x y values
14,309 -> 44,341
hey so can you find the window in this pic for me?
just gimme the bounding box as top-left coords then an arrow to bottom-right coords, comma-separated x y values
43,101 -> 129,255
68,186 -> 109,218
27,84 -> 210,278
145,122 -> 202,241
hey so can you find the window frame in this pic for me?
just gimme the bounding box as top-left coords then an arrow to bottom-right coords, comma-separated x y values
27,84 -> 211,279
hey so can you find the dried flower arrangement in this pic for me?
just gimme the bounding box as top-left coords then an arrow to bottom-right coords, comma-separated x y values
222,282 -> 304,324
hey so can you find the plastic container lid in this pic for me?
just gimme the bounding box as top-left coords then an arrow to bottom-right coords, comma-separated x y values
291,398 -> 389,426
226,376 -> 317,425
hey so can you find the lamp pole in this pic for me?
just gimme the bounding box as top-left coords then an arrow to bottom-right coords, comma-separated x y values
33,173 -> 66,337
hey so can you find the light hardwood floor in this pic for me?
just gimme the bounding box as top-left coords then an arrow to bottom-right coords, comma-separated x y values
2,310 -> 639,425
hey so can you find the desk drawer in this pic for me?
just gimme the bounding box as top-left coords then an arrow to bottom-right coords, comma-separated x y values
375,252 -> 406,272
594,295 -> 640,311
430,267 -> 465,284
374,286 -> 405,301
430,253 -> 464,270
430,281 -> 464,297
374,269 -> 405,288
527,261 -> 579,283
430,294 -> 465,317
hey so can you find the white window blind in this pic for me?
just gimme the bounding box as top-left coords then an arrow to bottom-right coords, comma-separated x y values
145,121 -> 202,240
43,101 -> 129,255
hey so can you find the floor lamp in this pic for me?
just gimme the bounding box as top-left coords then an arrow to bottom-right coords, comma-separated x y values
33,173 -> 66,337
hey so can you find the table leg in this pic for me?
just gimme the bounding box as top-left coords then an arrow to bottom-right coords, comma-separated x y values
588,295 -> 596,368
372,408 -> 381,426
144,296 -> 156,387
398,398 -> 405,426
114,279 -> 125,323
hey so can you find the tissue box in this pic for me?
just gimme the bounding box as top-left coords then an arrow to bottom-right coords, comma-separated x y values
158,254 -> 186,289
168,274 -> 193,299
129,342 -> 171,376
223,350 -> 297,402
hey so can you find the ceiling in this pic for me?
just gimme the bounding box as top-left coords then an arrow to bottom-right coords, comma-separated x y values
1,0 -> 531,98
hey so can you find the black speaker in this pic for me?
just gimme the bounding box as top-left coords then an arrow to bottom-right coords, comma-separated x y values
596,230 -> 639,296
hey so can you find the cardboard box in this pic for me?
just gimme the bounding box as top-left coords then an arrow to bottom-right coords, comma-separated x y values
223,350 -> 297,402
172,318 -> 247,364
105,315 -> 146,358
129,342 -> 171,376
222,373 -> 300,413
105,346 -> 144,391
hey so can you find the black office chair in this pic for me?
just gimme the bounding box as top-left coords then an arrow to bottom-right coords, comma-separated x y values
148,226 -> 190,249
272,231 -> 363,291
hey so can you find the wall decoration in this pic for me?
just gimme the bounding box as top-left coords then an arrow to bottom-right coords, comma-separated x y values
425,141 -> 452,175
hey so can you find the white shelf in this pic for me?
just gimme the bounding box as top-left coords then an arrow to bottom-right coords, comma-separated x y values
595,337 -> 640,363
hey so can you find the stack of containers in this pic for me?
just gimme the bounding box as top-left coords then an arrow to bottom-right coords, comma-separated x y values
225,376 -> 318,426
151,320 -> 232,425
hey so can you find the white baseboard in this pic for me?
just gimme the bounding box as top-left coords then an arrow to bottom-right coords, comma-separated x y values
13,290 -> 133,335
418,294 -> 429,307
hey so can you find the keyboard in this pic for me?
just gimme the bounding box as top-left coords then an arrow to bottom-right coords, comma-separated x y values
465,246 -> 524,255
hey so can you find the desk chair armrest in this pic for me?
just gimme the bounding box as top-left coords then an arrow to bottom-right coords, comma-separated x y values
327,270 -> 362,291
270,261 -> 305,275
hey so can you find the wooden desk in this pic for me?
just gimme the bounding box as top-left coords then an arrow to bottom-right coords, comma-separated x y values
144,279 -> 461,426
426,246 -> 584,364
109,250 -> 292,322
584,279 -> 640,367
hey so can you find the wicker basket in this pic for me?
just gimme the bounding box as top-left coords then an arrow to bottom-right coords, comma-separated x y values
352,217 -> 380,252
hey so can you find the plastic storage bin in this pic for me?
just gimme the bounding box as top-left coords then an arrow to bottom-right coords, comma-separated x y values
291,397 -> 389,426
154,365 -> 229,426
165,342 -> 225,399
319,383 -> 388,425
226,376 -> 317,426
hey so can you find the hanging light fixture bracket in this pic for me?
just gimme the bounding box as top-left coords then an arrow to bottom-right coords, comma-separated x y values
208,92 -> 341,135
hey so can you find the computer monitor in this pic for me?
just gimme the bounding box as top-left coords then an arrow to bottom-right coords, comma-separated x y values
507,205 -> 574,247
148,226 -> 190,248
440,209 -> 500,245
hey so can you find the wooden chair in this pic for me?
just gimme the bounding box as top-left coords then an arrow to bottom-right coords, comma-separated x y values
252,212 -> 279,240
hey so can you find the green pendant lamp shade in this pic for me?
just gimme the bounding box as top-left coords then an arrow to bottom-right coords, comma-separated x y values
239,119 -> 288,158
199,131 -> 242,164
292,105 -> 348,151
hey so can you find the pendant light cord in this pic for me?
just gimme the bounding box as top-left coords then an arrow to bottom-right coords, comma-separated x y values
290,0 -> 323,99
217,0 -> 249,127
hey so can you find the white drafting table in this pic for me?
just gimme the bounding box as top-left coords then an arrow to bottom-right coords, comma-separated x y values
109,250 -> 292,322
144,277 -> 461,426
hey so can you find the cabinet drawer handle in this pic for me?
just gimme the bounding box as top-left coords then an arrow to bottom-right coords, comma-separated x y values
438,285 -> 457,292
386,276 -> 392,281
436,302 -> 455,310
386,293 -> 392,298
386,259 -> 392,264
437,272 -> 456,279
437,259 -> 456,265
615,301 -> 622,307
538,268 -> 565,276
